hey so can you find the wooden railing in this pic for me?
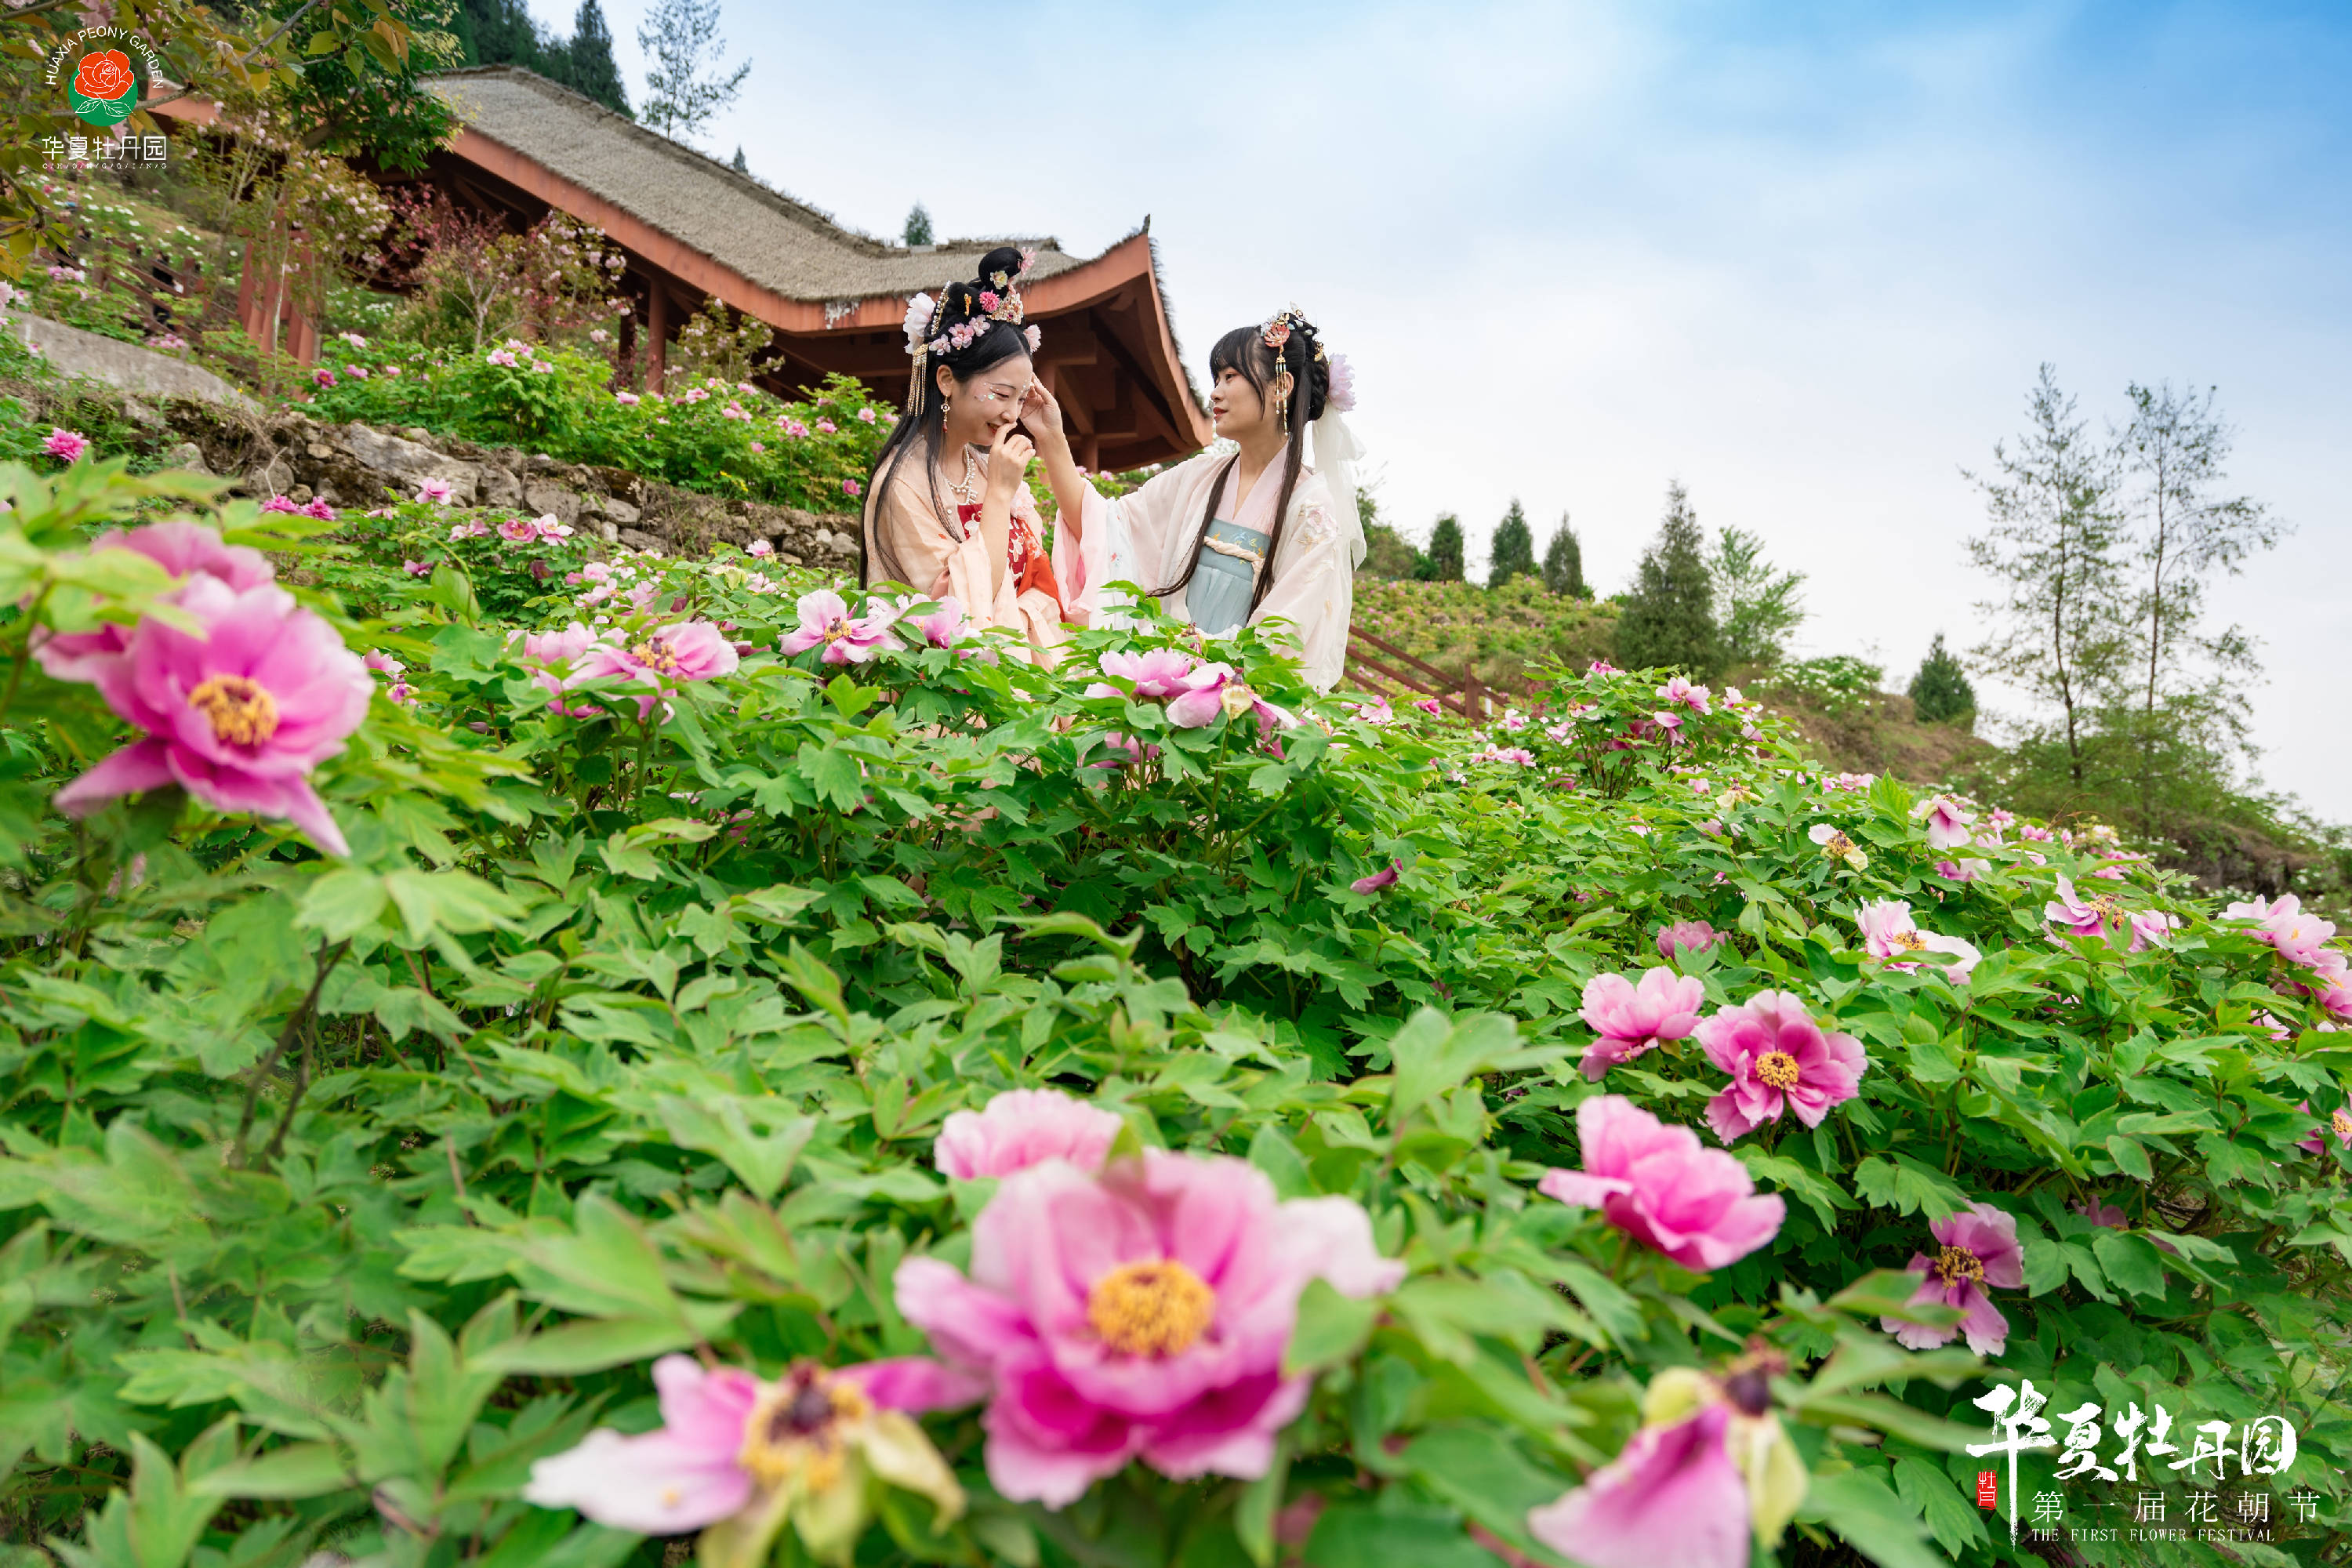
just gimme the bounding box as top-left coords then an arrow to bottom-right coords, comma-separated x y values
1343,626 -> 1531,723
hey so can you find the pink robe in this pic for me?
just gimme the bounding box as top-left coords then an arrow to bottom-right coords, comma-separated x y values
864,446 -> 1069,665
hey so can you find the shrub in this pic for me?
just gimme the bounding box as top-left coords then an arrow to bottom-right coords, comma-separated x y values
0,459 -> 2345,1566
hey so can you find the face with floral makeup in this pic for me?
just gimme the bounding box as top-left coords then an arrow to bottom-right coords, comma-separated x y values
936,354 -> 1035,452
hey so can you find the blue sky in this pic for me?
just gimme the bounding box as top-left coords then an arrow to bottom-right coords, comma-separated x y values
530,0 -> 2352,820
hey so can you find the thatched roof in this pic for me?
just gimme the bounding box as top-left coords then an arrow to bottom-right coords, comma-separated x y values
423,67 -> 1089,304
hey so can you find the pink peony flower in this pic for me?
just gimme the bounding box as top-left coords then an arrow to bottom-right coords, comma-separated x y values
1325,353 -> 1356,413
362,651 -> 405,675
1655,920 -> 1723,961
1098,648 -> 1200,699
2074,1198 -> 2130,1229
1165,663 -> 1296,734
615,390 -> 640,406
43,428 -> 89,462
1696,991 -> 1869,1142
346,365 -> 367,379
1537,1096 -> 1784,1270
1912,793 -> 1975,850
1853,899 -> 1981,982
497,516 -> 542,543
1656,676 -> 1712,714
403,559 -> 434,578
1577,967 -> 1705,1081
1881,1203 -> 2022,1354
522,1355 -> 971,1552
260,494 -> 302,515
815,419 -> 837,434
301,498 -> 336,521
52,577 -> 372,855
858,407 -> 877,423
1412,698 -> 1443,715
905,595 -> 967,650
2259,900 -> 2338,968
1350,860 -> 1402,896
1345,695 -> 1396,725
779,590 -> 900,665
746,539 -> 774,557
748,441 -> 765,453
311,368 -> 336,388
1936,857 -> 1991,882
2296,1101 -> 2352,1155
416,478 -> 454,505
573,620 -> 739,719
33,521 -> 276,684
933,1088 -> 1124,1180
895,1149 -> 1403,1507
2303,952 -> 2352,1022
843,478 -> 862,498
1527,1403 -> 1748,1568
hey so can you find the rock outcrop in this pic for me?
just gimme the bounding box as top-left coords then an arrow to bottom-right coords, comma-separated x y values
163,404 -> 863,568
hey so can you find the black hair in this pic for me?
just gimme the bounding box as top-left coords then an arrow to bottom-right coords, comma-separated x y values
860,245 -> 1034,590
1154,314 -> 1331,617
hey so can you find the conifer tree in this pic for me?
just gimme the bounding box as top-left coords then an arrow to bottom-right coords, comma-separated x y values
1426,514 -> 1465,583
1542,514 -> 1586,597
1487,499 -> 1535,587
731,145 -> 748,172
564,0 -> 631,116
1908,633 -> 1976,726
1614,481 -> 1720,677
903,204 -> 935,246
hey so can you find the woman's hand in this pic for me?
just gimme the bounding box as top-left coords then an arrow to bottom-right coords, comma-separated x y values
1019,380 -> 1066,445
986,426 -> 1036,499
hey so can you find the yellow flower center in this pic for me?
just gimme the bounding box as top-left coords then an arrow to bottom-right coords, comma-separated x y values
630,638 -> 680,674
1932,1245 -> 1985,1287
1822,831 -> 1854,857
1755,1051 -> 1802,1090
1087,1258 -> 1216,1358
187,675 -> 280,746
739,1370 -> 869,1490
1892,930 -> 1928,952
2333,1109 -> 2352,1139
1219,683 -> 1258,719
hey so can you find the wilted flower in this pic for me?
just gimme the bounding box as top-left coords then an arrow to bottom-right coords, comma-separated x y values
1577,967 -> 1705,1080
1538,1096 -> 1784,1270
933,1087 -> 1123,1180
1350,860 -> 1402,896
895,1150 -> 1404,1507
1696,992 -> 1868,1142
1806,822 -> 1867,871
1881,1203 -> 2022,1354
523,1356 -> 967,1566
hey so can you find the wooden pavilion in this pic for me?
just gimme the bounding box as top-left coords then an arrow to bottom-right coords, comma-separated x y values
156,66 -> 1210,469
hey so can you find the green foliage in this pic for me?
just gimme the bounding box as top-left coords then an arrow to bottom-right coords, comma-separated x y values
1752,655 -> 1887,718
308,341 -> 886,512
262,0 -> 467,175
0,459 -> 2346,1566
1486,499 -> 1534,589
1613,481 -> 1720,679
1541,514 -> 1585,598
1711,524 -> 1806,669
1425,513 -> 1464,583
1352,578 -> 1618,688
902,204 -> 934,247
1907,633 -> 1975,727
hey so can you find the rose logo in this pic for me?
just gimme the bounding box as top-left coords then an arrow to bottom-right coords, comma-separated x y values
70,49 -> 137,128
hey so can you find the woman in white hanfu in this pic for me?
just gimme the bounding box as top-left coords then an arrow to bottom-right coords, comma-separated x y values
861,245 -> 1080,665
1025,308 -> 1364,690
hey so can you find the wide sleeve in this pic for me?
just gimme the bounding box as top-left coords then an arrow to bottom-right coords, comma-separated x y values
1247,482 -> 1355,692
869,471 -> 1000,626
1052,458 -> 1206,626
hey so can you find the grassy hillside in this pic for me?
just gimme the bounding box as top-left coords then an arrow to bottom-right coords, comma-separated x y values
1349,576 -> 1617,688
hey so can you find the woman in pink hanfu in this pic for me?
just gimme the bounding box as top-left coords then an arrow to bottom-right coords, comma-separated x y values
862,246 -> 1074,666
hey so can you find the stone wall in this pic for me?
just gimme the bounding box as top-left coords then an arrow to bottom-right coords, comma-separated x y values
159,403 -> 863,570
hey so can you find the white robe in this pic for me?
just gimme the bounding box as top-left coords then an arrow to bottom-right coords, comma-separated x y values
1051,449 -> 1363,691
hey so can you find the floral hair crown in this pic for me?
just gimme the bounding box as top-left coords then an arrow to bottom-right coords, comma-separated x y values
900,250 -> 1044,413
1259,306 -> 1328,364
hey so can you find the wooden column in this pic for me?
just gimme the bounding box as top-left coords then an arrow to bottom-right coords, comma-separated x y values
644,284 -> 669,394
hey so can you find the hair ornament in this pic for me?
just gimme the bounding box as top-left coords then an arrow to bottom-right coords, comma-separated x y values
902,292 -> 936,357
1024,324 -> 1042,354
1326,352 -> 1356,412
